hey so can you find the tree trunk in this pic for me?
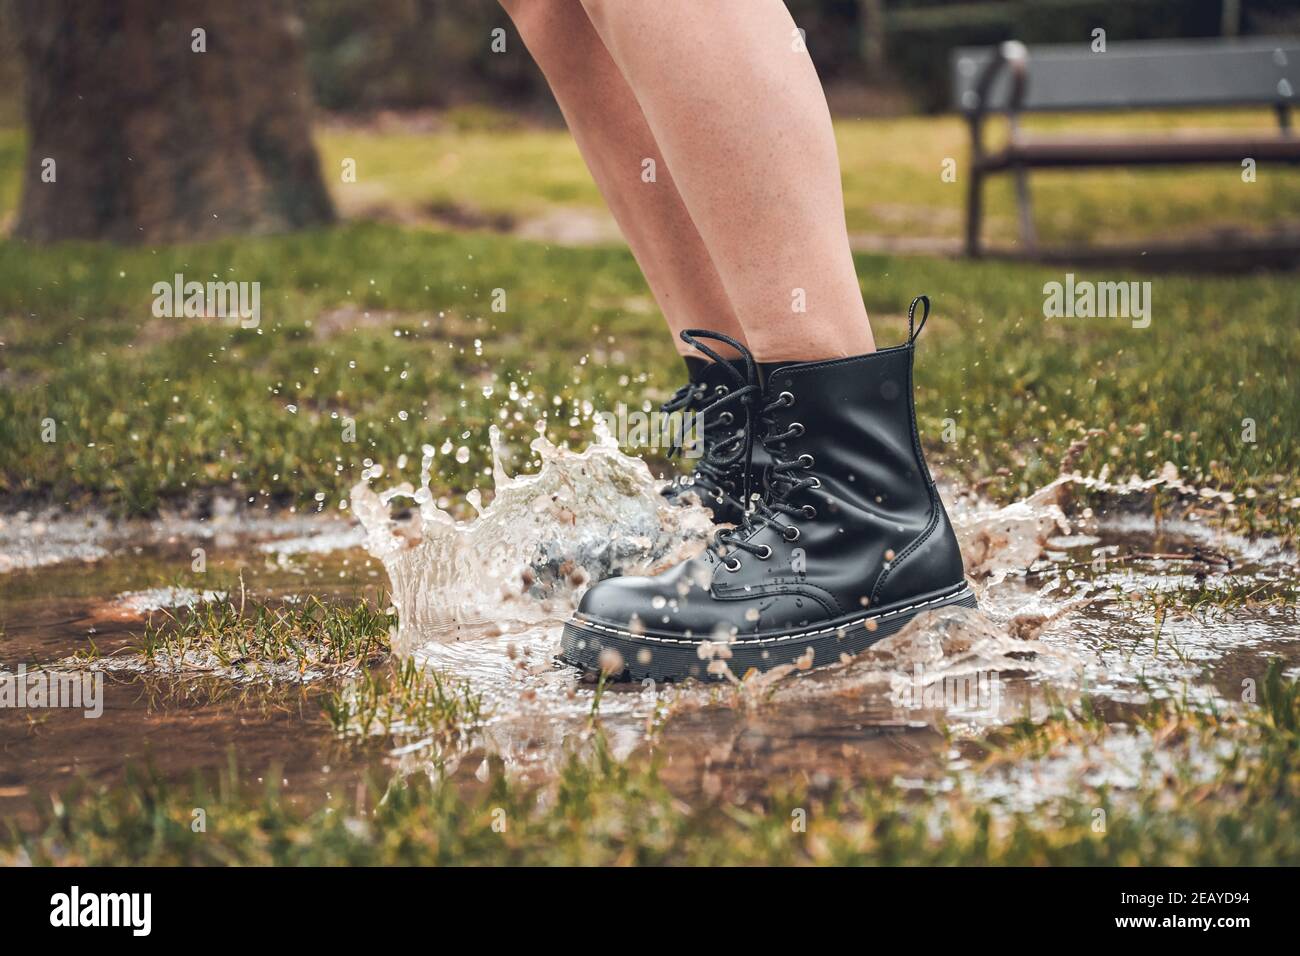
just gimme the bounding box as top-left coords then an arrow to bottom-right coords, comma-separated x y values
14,0 -> 335,243
859,0 -> 887,82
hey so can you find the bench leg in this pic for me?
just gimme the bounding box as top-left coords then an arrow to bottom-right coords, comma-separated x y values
966,166 -> 983,258
1014,164 -> 1038,253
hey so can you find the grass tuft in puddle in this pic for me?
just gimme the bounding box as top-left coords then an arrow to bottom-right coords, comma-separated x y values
323,657 -> 486,744
132,594 -> 393,679
1137,578 -> 1299,619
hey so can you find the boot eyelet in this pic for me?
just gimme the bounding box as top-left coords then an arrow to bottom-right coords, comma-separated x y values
798,453 -> 815,468
719,412 -> 734,425
807,477 -> 822,489
788,422 -> 804,437
783,526 -> 800,542
715,385 -> 730,397
756,545 -> 773,560
801,505 -> 817,519
724,557 -> 742,572
778,391 -> 794,407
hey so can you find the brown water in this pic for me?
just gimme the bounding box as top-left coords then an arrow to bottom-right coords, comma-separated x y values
2,468 -> 1297,822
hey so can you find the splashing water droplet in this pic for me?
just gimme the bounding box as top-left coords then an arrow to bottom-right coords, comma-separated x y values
352,424 -> 713,655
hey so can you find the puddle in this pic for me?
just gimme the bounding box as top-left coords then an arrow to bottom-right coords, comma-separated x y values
2,429 -> 1297,820
0,505 -> 361,574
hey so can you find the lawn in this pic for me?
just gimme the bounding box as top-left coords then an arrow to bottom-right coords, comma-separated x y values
3,110 -> 1296,528
3,109 -> 1297,245
313,109 -> 1300,246
1,219 -> 1295,538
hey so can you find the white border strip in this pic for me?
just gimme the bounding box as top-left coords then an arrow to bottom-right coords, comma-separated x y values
572,585 -> 974,646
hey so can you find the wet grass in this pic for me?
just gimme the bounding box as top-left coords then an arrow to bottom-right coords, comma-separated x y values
2,219 -> 1297,541
5,663 -> 1297,866
1,109 -> 1297,537
0,223 -> 653,514
130,595 -> 393,678
1140,579 -> 1300,618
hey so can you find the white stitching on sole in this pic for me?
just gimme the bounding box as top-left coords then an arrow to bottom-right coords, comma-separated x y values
571,585 -> 974,647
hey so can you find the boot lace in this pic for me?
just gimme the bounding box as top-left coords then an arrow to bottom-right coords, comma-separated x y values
713,388 -> 819,569
670,330 -> 762,513
677,331 -> 817,569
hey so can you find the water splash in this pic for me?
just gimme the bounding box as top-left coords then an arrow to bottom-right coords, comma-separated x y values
347,434 -> 1300,782
352,421 -> 713,655
948,478 -> 1072,586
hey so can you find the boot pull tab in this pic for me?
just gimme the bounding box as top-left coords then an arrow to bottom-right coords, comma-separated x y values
907,295 -> 931,345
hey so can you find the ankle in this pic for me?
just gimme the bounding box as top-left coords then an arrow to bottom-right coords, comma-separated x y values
746,327 -> 875,364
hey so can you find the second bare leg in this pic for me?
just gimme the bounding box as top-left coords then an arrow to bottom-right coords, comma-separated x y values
579,0 -> 874,361
500,0 -> 746,358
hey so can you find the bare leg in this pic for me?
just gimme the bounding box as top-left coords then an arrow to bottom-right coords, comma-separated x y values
578,0 -> 873,361
500,0 -> 746,358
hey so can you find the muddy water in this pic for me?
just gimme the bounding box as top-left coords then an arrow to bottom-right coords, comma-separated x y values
1,485 -> 1297,821
0,511 -> 388,823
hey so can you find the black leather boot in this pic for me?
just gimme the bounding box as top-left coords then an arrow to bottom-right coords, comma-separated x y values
659,346 -> 770,525
562,296 -> 974,681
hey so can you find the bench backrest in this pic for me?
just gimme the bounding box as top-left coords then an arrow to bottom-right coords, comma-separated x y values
952,37 -> 1300,114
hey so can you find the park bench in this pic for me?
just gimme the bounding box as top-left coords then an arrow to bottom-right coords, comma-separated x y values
951,37 -> 1300,261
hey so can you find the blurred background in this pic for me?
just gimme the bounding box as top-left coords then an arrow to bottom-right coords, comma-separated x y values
4,0 -> 1290,117
297,0 -> 1299,115
1,0 -> 1299,248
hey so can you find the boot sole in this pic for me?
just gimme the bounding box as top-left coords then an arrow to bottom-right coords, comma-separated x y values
559,582 -> 977,683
